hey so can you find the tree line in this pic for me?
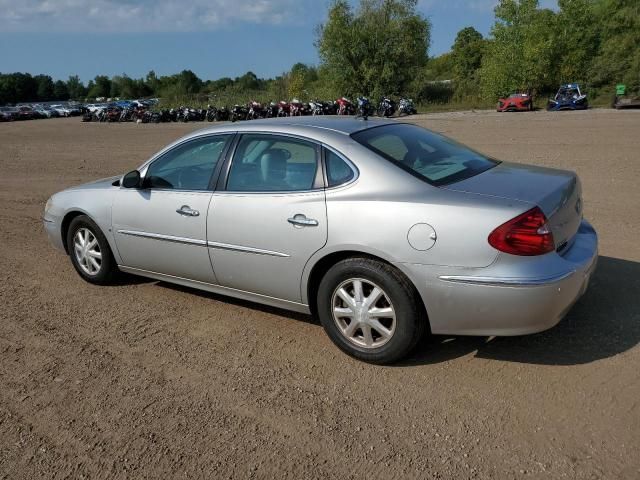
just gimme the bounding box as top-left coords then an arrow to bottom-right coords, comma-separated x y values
1,0 -> 637,107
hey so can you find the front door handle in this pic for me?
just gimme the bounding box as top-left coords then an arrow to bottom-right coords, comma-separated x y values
288,214 -> 318,227
176,205 -> 200,217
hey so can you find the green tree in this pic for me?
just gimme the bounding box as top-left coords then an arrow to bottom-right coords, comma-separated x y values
554,0 -> 599,83
288,68 -> 306,100
590,0 -> 640,91
34,75 -> 55,101
452,27 -> 485,82
66,75 -> 87,100
480,0 -> 557,99
53,80 -> 69,100
451,27 -> 485,98
316,0 -> 430,98
87,75 -> 112,99
235,71 -> 261,91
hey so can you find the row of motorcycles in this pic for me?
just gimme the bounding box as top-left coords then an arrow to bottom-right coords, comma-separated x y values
82,96 -> 417,124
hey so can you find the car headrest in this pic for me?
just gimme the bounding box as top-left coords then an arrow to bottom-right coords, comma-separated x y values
260,149 -> 288,182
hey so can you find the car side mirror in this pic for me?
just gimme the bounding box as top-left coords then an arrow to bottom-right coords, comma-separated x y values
122,170 -> 141,188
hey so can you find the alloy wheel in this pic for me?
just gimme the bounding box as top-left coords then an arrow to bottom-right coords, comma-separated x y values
331,278 -> 396,348
73,228 -> 102,276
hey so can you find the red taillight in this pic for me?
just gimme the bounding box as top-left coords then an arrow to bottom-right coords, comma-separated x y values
488,207 -> 555,256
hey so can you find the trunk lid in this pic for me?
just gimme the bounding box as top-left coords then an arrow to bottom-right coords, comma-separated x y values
444,162 -> 583,251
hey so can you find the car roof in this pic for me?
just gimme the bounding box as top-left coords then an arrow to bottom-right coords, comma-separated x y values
197,116 -> 397,136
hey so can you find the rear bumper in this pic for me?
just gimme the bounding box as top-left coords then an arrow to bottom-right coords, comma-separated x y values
400,220 -> 598,336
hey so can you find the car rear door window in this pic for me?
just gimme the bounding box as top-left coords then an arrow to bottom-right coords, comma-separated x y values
325,149 -> 355,187
145,135 -> 230,190
226,134 -> 318,192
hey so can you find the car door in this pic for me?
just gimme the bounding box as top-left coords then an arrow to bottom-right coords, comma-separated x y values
112,134 -> 232,283
207,133 -> 327,303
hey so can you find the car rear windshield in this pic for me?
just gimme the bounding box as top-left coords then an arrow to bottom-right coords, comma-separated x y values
351,123 -> 498,186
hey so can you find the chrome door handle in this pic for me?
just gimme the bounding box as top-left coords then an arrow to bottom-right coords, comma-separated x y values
176,205 -> 200,217
288,214 -> 318,227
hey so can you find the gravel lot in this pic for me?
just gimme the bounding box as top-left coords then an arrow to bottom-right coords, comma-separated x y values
1,110 -> 639,479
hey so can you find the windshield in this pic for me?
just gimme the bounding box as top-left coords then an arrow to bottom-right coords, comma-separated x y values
351,123 -> 498,186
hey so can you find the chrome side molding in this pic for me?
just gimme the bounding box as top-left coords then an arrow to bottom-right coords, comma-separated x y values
117,230 -> 289,258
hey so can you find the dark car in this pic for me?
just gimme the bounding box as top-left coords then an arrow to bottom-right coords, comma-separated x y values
547,84 -> 588,111
0,106 -> 19,121
17,106 -> 38,120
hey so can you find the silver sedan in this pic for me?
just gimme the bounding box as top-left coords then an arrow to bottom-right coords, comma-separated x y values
44,117 -> 598,363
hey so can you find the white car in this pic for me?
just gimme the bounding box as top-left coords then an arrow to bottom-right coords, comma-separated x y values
51,104 -> 72,117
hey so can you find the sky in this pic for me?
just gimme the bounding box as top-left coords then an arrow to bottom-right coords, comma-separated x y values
0,0 -> 557,82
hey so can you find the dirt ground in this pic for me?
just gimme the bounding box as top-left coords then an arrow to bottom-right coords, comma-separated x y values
1,110 -> 639,479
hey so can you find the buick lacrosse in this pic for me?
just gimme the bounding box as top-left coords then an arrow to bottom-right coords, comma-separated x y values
44,117 -> 597,363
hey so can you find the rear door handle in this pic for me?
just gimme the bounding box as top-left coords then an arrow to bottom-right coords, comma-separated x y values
288,214 -> 318,227
176,205 -> 200,217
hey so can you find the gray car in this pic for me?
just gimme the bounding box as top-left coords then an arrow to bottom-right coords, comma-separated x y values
44,117 -> 598,363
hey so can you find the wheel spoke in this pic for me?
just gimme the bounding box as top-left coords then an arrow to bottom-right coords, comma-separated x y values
368,307 -> 394,318
88,256 -> 100,271
352,280 -> 364,303
336,288 -> 356,308
364,287 -> 383,308
361,325 -> 374,346
333,306 -> 354,317
369,319 -> 392,339
86,237 -> 98,250
87,249 -> 101,259
344,320 -> 359,337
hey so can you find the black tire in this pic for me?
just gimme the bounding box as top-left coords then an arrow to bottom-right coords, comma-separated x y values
317,257 -> 426,364
66,215 -> 118,285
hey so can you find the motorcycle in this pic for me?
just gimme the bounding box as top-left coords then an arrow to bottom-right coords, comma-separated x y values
356,96 -> 373,120
378,97 -> 396,118
277,101 -> 290,117
246,101 -> 264,120
205,105 -> 217,122
289,98 -> 304,116
309,100 -> 324,116
265,101 -> 279,118
215,106 -> 230,121
398,98 -> 417,116
336,97 -> 354,116
231,104 -> 248,122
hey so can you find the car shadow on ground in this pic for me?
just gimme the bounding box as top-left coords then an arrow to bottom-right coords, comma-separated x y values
133,255 -> 639,367
402,255 -> 640,366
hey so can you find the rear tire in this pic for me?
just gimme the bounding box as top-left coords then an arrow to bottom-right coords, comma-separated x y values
317,257 -> 426,364
66,215 -> 117,285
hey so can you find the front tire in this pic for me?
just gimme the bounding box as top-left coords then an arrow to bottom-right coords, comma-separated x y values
67,215 -> 117,285
317,258 -> 426,364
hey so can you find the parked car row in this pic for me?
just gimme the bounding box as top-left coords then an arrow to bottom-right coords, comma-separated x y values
0,103 -> 83,121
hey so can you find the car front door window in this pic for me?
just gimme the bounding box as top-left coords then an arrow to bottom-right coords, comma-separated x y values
145,135 -> 230,190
